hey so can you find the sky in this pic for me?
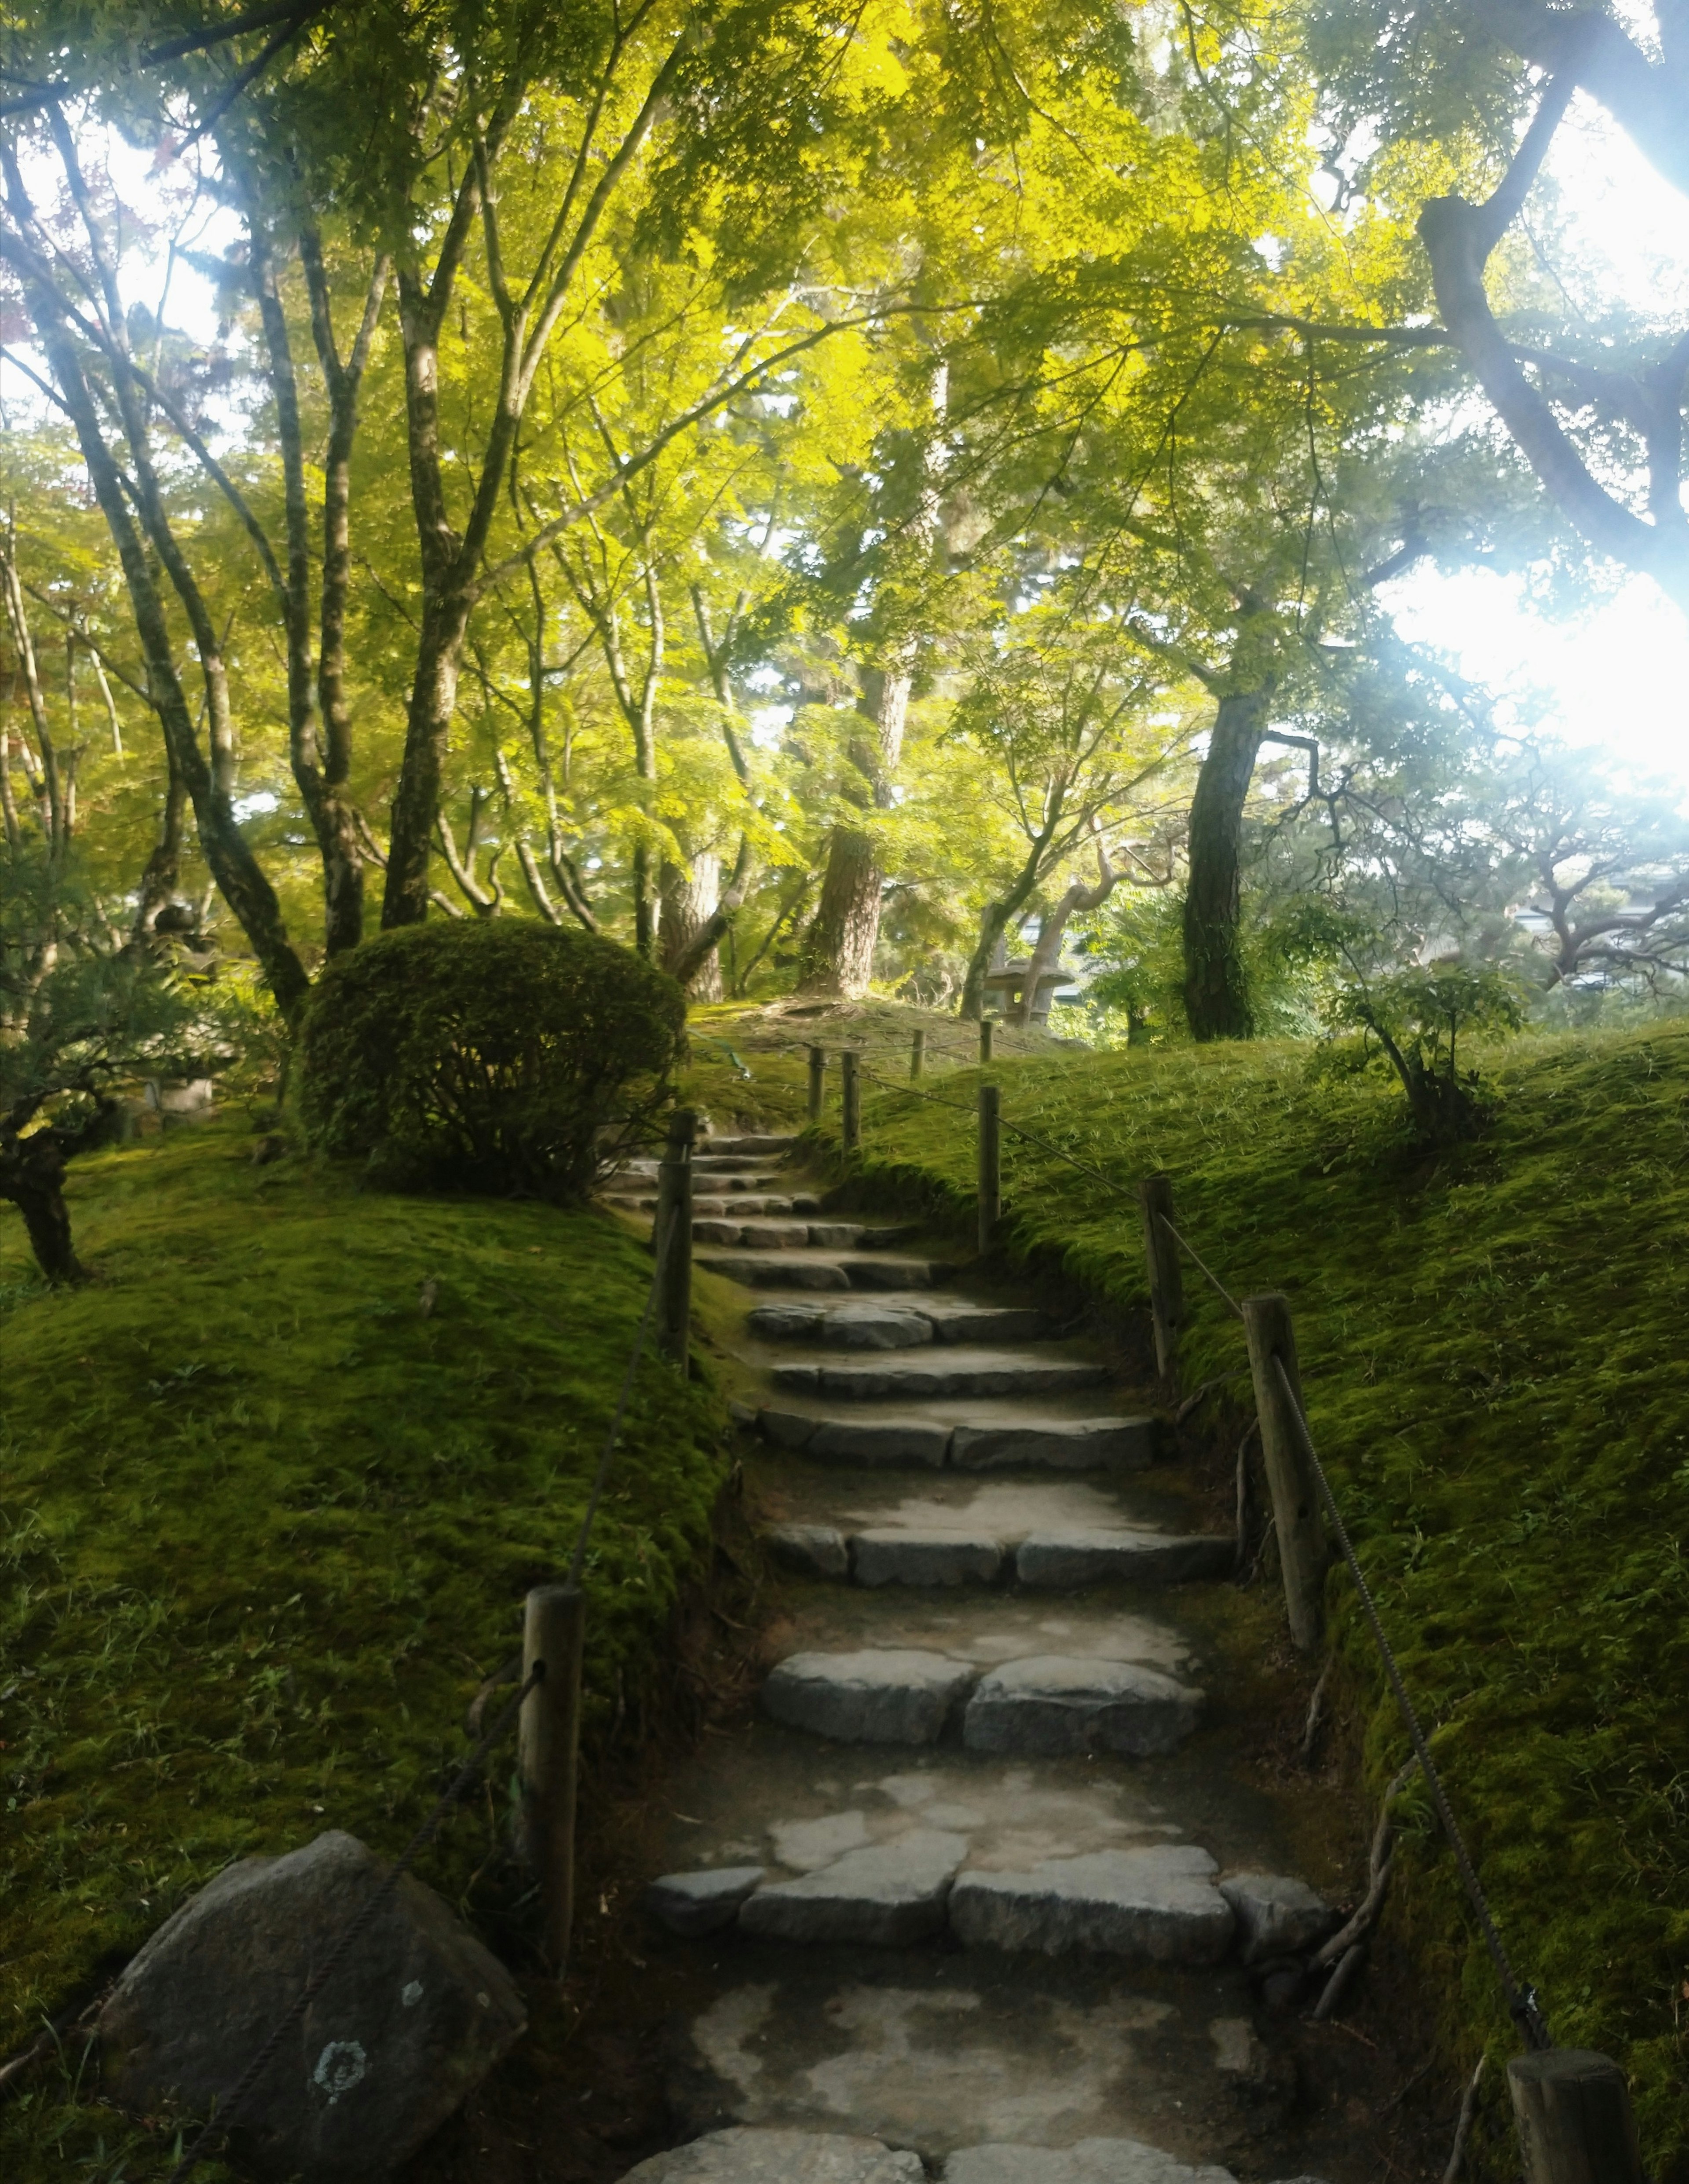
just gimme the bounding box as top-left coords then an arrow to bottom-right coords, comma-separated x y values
1379,82 -> 1689,789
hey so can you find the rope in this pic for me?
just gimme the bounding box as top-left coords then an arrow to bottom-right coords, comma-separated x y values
1158,1215 -> 1246,1321
1270,1354 -> 1550,2052
163,1667 -> 545,2184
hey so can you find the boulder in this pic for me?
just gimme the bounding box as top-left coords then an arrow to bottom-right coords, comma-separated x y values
1218,1873 -> 1338,1964
762,1648 -> 976,1743
738,1830 -> 968,1944
647,1867 -> 765,1938
962,1656 -> 1202,1756
97,1830 -> 525,2184
621,2126 -> 926,2181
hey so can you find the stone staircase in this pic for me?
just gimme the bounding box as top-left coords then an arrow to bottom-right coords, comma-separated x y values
603,1132 -> 1341,2184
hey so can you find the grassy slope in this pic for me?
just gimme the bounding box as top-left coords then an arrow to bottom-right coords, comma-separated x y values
0,1123 -> 729,2179
688,1013 -> 1689,2182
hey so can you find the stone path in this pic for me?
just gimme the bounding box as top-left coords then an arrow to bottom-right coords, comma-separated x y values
607,1134 -> 1339,2184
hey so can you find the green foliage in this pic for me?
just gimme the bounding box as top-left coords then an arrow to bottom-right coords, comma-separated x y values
796,1017 -> 1689,2181
295,922 -> 686,1202
1328,963 -> 1528,1144
0,1121 -> 729,2180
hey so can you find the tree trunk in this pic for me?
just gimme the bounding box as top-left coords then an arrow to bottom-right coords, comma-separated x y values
795,827 -> 884,997
1182,686 -> 1272,1042
960,898 -> 1017,1022
1008,837 -> 1118,1026
1,1133 -> 84,1283
660,851 -> 724,1000
382,608 -> 468,927
133,742 -> 189,940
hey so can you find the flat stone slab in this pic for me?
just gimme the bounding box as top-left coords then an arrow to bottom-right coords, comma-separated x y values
762,1649 -> 975,1744
764,1523 -> 850,1579
749,1302 -> 937,1350
963,1657 -> 1202,1757
850,1529 -> 1005,1587
919,1302 -> 1057,1344
1015,1532 -> 1235,1588
739,1829 -> 968,1944
1218,1873 -> 1338,1965
943,2141 -> 1239,2184
624,2128 -> 924,2182
702,1135 -> 798,1156
648,1867 -> 765,1938
774,1355 -> 1110,1402
951,1419 -> 1156,1471
739,1220 -> 815,1248
948,1845 -> 1235,1965
787,1415 -> 953,1467
702,1252 -> 852,1290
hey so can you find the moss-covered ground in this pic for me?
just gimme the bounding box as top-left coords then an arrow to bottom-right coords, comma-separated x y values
0,1121 -> 730,2181
686,1010 -> 1689,2183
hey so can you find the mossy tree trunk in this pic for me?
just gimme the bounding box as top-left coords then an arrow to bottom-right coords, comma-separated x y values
1182,684 -> 1272,1042
1,1128 -> 86,1283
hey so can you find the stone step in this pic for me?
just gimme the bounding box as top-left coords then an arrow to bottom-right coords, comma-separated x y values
701,1134 -> 799,1156
695,1218 -> 917,1251
747,1300 -> 1057,1350
962,1655 -> 1202,1757
760,1646 -> 1203,1756
768,1350 -> 1111,1402
762,1523 -> 1234,1591
698,1250 -> 958,1291
948,1843 -> 1234,1964
623,2131 -> 1315,2184
752,1407 -> 1157,1470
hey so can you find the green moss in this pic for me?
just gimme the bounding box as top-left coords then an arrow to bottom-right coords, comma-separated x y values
764,1016 -> 1689,2180
0,1123 -> 728,2179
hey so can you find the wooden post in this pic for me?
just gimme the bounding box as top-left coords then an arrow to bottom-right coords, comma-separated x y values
1241,1293 -> 1329,1651
519,1583 -> 585,1976
1138,1174 -> 1184,1391
841,1050 -> 861,1151
910,1028 -> 925,1080
655,1108 -> 695,1366
807,1044 -> 825,1124
979,1017 -> 994,1065
1508,2050 -> 1646,2184
977,1082 -> 1001,1255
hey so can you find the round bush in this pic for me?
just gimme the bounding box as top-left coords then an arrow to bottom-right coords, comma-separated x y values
296,921 -> 686,1200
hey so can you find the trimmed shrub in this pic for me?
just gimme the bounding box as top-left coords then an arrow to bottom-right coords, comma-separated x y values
296,921 -> 686,1200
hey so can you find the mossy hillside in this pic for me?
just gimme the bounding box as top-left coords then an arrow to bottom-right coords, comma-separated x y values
787,1022 -> 1689,2180
0,1122 -> 729,2179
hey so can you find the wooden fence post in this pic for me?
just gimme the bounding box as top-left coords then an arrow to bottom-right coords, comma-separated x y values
841,1050 -> 861,1151
1508,2050 -> 1646,2184
519,1582 -> 585,1977
910,1028 -> 925,1080
807,1044 -> 825,1125
978,1082 -> 1001,1255
1241,1293 -> 1329,1651
979,1018 -> 994,1065
1137,1174 -> 1184,1391
655,1107 -> 695,1366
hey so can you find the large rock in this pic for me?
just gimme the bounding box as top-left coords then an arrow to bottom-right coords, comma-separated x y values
850,1529 -> 1005,1587
950,1419 -> 1155,1471
738,1830 -> 968,1944
1217,1873 -> 1338,1965
622,2127 -> 925,2181
943,2141 -> 1238,2184
947,1844 -> 1235,1965
762,1649 -> 975,1743
962,1656 -> 1202,1756
647,1867 -> 765,1938
97,1830 -> 526,2184
1015,1531 -> 1235,1589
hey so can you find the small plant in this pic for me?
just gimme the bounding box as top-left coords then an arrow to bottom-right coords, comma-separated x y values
295,921 -> 687,1201
1328,963 -> 1527,1144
